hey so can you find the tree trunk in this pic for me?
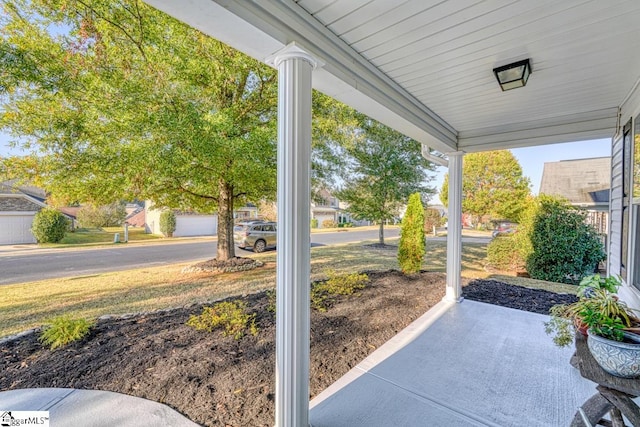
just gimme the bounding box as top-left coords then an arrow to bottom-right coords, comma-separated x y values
379,221 -> 385,245
217,179 -> 236,261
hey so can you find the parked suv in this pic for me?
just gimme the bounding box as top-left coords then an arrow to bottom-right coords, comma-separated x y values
234,221 -> 277,253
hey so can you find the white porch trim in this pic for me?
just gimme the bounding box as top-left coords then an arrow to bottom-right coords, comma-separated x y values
267,42 -> 318,427
445,151 -> 464,303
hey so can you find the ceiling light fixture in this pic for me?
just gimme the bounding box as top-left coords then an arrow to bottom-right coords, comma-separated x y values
493,59 -> 531,91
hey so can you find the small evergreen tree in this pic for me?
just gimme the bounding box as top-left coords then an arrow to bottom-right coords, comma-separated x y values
159,211 -> 177,237
31,208 -> 68,243
526,196 -> 605,284
398,193 -> 425,274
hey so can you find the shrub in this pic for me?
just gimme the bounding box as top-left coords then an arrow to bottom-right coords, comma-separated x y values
486,197 -> 536,272
526,196 -> 605,284
310,218 -> 319,228
398,193 -> 425,274
265,289 -> 276,313
186,300 -> 258,339
487,235 -> 523,271
39,316 -> 93,350
159,210 -> 177,237
31,208 -> 69,243
321,219 -> 338,228
76,202 -> 126,228
311,270 -> 368,311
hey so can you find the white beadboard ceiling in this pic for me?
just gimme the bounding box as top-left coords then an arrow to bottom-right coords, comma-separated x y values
146,0 -> 640,153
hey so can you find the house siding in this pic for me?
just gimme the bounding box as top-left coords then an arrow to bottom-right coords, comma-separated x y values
615,80 -> 640,306
609,135 -> 623,276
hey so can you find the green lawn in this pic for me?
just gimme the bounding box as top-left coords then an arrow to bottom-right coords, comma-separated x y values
41,227 -> 162,247
0,238 -> 575,338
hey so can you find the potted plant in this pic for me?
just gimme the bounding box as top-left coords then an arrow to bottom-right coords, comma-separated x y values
545,274 -> 640,378
544,274 -> 626,347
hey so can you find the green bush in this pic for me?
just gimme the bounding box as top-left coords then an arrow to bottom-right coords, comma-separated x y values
39,316 -> 93,350
310,218 -> 319,228
186,300 -> 258,339
398,193 -> 425,274
487,235 -> 522,270
322,219 -> 338,228
159,210 -> 177,237
265,289 -> 276,313
31,208 -> 69,243
311,270 -> 368,311
526,196 -> 605,284
76,202 -> 126,227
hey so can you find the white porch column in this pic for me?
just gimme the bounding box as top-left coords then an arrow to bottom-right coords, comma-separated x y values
445,151 -> 464,302
267,43 -> 318,427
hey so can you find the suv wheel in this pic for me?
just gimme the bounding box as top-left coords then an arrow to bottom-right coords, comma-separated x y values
254,239 -> 266,253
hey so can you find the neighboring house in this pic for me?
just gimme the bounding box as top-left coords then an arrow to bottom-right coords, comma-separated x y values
428,204 -> 448,219
311,189 -> 340,228
145,203 -> 218,237
0,181 -> 47,245
311,189 -> 376,227
125,208 -> 146,227
234,203 -> 259,221
58,206 -> 80,229
337,199 -> 371,227
145,202 -> 259,236
539,157 -> 611,234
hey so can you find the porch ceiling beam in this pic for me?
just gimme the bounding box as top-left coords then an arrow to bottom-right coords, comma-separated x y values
458,108 -> 618,152
145,0 -> 458,153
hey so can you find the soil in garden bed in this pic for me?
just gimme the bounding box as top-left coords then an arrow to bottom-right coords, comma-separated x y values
0,271 -> 576,426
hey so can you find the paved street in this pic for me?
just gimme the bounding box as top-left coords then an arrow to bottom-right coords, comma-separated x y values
0,227 -> 400,285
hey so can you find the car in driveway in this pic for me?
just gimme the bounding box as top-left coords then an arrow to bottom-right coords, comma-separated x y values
234,221 -> 277,253
491,221 -> 517,238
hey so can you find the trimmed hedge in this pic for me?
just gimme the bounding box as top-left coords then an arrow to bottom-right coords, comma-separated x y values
31,208 -> 68,243
159,210 -> 177,237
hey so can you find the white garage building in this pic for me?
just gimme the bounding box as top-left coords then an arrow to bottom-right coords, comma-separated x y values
0,182 -> 47,245
145,203 -> 218,237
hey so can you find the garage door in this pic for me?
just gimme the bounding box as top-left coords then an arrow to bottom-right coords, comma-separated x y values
175,215 -> 218,237
314,213 -> 335,228
0,214 -> 36,245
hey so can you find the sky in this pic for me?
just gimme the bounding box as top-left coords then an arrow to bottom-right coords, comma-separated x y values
1,131 -> 611,202
428,138 -> 611,205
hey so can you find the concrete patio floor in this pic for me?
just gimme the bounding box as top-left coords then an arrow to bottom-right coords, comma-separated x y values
310,299 -> 598,427
0,388 -> 198,426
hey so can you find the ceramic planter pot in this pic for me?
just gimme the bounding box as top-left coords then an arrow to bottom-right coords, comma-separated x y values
587,329 -> 640,378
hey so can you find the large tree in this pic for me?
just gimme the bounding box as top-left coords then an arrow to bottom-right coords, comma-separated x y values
0,0 -> 278,260
336,115 -> 435,245
440,150 -> 531,223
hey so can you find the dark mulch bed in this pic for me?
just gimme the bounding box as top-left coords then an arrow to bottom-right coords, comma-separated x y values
462,279 -> 578,314
182,257 -> 264,274
0,271 -> 575,426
